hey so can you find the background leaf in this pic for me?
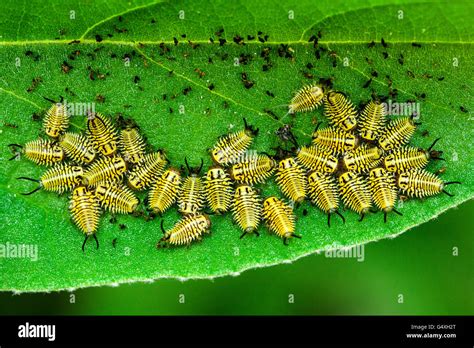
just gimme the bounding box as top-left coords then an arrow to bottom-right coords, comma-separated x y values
0,0 -> 472,292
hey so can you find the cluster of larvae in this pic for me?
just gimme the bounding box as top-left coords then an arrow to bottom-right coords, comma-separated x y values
11,83 -> 460,250
283,84 -> 460,226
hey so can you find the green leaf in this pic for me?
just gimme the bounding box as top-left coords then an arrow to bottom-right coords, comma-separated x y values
0,0 -> 473,292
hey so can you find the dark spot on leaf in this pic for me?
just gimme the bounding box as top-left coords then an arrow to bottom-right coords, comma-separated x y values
109,216 -> 117,224
264,109 -> 278,120
119,224 -> 127,230
223,101 -> 229,109
362,79 -> 372,88
173,37 -> 178,46
421,130 -> 429,137
194,68 -> 205,78
233,35 -> 244,45
215,28 -> 224,37
407,70 -> 415,78
303,209 -> 308,216
398,54 -> 404,65
381,38 -> 388,48
183,86 -> 192,95
460,106 -> 468,113
437,76 -> 445,81
68,40 -> 80,45
26,77 -> 42,93
412,42 -> 422,48
382,52 -> 389,59
367,41 -> 375,48
208,83 -> 215,90
188,40 -> 199,49
239,53 -> 252,65
209,37 -> 214,44
371,70 -> 378,78
218,38 -> 226,46
95,94 -> 105,103
266,90 -> 275,98
61,61 -> 73,74
25,50 -> 40,61
181,34 -> 186,38
169,108 -> 173,113
306,63 -> 314,69
133,75 -> 140,84
95,34 -> 103,42
247,35 -> 255,40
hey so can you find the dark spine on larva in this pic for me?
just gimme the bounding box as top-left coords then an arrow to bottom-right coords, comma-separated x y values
307,172 -> 339,213
40,163 -> 84,193
276,158 -> 307,203
24,139 -> 64,166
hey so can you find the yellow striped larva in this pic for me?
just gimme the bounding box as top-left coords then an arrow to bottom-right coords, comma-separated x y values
69,186 -> 101,251
262,196 -> 299,245
158,214 -> 211,247
17,163 -> 84,195
323,91 -> 358,131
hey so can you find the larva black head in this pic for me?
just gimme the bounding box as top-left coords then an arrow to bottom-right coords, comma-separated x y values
327,210 -> 346,227
184,157 -> 204,175
425,138 -> 445,160
240,230 -> 260,239
82,234 -> 99,252
242,118 -> 259,137
442,181 -> 462,197
16,177 -> 41,195
272,146 -> 294,161
283,234 -> 301,246
275,124 -> 298,149
8,144 -> 23,161
311,122 -> 323,138
43,95 -> 64,104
